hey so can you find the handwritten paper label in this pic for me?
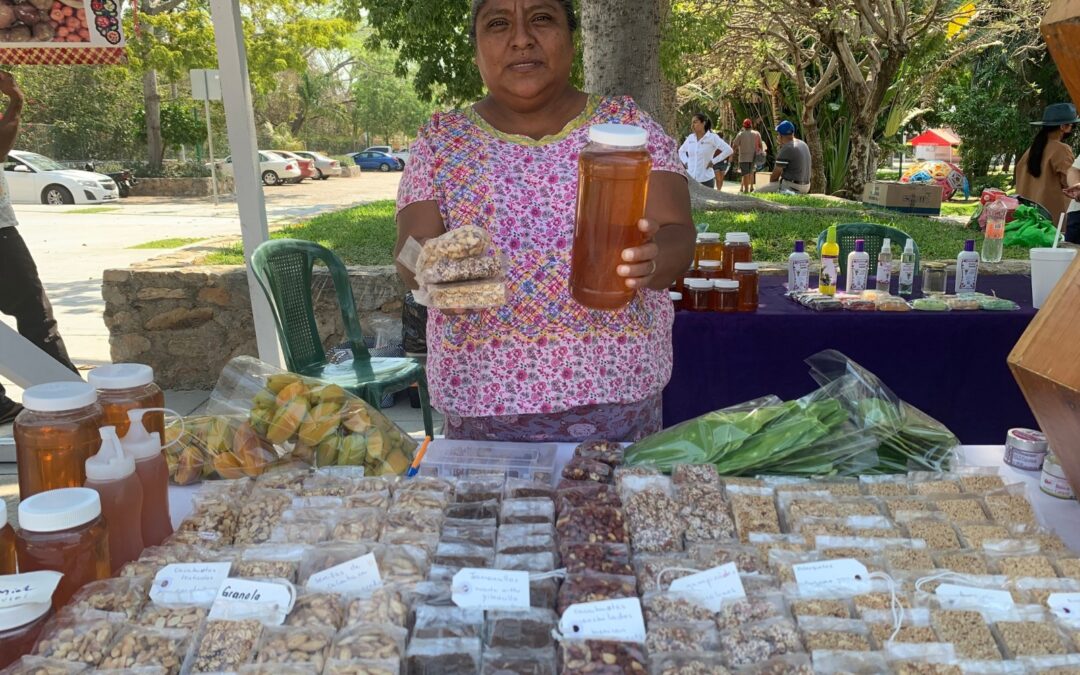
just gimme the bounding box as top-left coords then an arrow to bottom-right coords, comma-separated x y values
306,553 -> 381,594
208,578 -> 295,625
452,568 -> 530,610
669,563 -> 745,612
0,571 -> 62,609
558,598 -> 646,643
793,558 -> 869,591
1046,593 -> 1080,619
150,562 -> 232,607
936,584 -> 1014,608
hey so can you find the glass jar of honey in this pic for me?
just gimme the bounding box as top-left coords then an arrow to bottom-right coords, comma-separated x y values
698,259 -> 722,280
0,507 -> 15,574
0,602 -> 53,669
734,262 -> 760,312
711,279 -> 740,313
14,382 -> 104,501
695,232 -> 722,269
722,232 -> 752,278
16,488 -> 111,610
88,364 -> 165,439
570,124 -> 652,310
684,278 -> 713,312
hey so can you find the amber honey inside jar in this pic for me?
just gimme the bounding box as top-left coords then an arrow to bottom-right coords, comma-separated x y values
684,278 -> 713,312
0,507 -> 15,575
0,602 -> 53,669
734,262 -> 760,312
722,232 -> 752,279
695,232 -> 722,269
16,488 -> 111,610
711,279 -> 740,313
698,259 -> 722,280
88,363 -> 165,439
14,382 -> 104,501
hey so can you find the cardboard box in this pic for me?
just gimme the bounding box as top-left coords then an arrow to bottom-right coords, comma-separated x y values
862,181 -> 942,216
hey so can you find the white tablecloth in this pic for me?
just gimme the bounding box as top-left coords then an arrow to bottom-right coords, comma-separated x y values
167,444 -> 1080,553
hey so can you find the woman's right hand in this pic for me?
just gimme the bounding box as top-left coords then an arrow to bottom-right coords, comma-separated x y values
1064,184 -> 1080,200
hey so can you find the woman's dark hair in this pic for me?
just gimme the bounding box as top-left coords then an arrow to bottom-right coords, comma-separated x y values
469,0 -> 578,42
693,113 -> 712,133
1027,124 -> 1073,178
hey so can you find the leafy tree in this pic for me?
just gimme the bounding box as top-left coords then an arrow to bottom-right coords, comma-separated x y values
136,101 -> 206,150
349,49 -> 436,145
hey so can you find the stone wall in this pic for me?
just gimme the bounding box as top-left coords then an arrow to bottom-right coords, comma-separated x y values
130,176 -> 236,198
103,264 -> 406,390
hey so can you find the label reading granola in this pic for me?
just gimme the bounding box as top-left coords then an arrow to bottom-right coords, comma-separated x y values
452,568 -> 530,610
150,562 -> 232,607
793,558 -> 869,591
559,597 -> 646,643
669,562 -> 745,611
1047,593 -> 1080,619
208,578 -> 295,624
0,571 -> 62,608
306,553 -> 382,594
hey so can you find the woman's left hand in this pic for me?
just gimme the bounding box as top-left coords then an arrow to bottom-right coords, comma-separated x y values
617,218 -> 660,290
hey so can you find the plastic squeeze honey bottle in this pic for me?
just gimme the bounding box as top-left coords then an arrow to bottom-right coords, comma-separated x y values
122,409 -> 173,547
570,123 -> 652,310
84,426 -> 144,573
14,381 -> 104,500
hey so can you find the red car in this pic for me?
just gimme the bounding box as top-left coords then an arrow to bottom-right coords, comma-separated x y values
270,151 -> 315,183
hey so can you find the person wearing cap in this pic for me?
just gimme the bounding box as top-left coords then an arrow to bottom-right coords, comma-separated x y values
733,118 -> 763,193
0,70 -> 78,425
394,0 -> 694,442
758,120 -> 812,194
1015,102 -> 1077,228
678,113 -> 733,189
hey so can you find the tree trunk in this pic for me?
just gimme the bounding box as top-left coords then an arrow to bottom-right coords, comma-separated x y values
581,0 -> 667,122
801,112 -> 827,193
142,68 -> 164,170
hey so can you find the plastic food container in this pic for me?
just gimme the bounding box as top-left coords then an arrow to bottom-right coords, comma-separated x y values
88,363 -> 165,438
0,602 -> 53,669
734,262 -> 760,312
711,279 -> 739,313
1004,428 -> 1049,471
1041,452 -> 1075,500
684,278 -> 713,312
722,232 -> 752,279
14,381 -> 104,500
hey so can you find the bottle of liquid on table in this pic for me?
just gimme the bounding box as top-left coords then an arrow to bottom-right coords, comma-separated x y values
570,124 -> 652,310
898,238 -> 916,297
876,238 -> 893,292
0,506 -> 15,574
820,225 -> 840,296
788,240 -> 810,293
88,363 -> 165,439
956,239 -> 980,294
84,426 -> 144,573
982,199 -> 1006,263
122,409 -> 173,547
14,381 -> 104,500
846,239 -> 870,293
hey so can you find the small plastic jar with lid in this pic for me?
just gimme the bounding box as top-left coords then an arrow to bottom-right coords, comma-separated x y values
669,291 -> 684,311
698,259 -> 722,280
1004,428 -> 1048,471
684,278 -> 713,312
711,279 -> 740,313
14,382 -> 104,500
734,262 -> 760,312
722,232 -> 752,278
695,232 -> 722,269
0,506 -> 14,574
88,363 -> 165,439
0,602 -> 53,669
16,488 -> 111,610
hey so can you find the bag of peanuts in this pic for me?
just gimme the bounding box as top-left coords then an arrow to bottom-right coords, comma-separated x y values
397,226 -> 509,310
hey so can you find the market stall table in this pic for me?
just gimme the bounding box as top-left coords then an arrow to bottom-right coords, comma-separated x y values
664,274 -> 1038,444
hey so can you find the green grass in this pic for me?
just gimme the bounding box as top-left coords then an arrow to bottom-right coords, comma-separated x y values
129,237 -> 207,250
201,201 -> 398,266
749,193 -> 863,210
939,200 -> 980,218
66,206 -> 121,214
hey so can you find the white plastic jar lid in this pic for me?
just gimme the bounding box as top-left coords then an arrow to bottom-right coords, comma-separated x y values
0,601 -> 51,632
685,278 -> 713,290
19,487 -> 102,533
88,363 -> 155,390
699,260 -> 721,269
698,232 -> 720,242
714,280 -> 740,290
734,262 -> 760,272
588,123 -> 648,147
22,381 -> 98,413
726,232 -> 751,244
669,292 -> 683,301
1006,428 -> 1048,454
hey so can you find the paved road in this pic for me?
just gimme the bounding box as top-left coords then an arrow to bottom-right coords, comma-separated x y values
0,172 -> 402,397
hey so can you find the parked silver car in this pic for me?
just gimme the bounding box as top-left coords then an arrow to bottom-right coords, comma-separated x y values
293,151 -> 342,180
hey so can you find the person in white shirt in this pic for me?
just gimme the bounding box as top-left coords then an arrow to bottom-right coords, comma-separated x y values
678,113 -> 733,190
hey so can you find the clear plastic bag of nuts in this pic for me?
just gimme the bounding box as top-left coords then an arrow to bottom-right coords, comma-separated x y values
233,544 -> 308,583
573,440 -> 624,467
648,651 -> 732,675
556,573 -> 637,615
405,636 -> 484,674
646,621 -> 720,653
641,589 -> 715,624
33,609 -> 119,666
96,624 -> 192,674
328,623 -> 408,663
286,591 -> 346,631
480,646 -> 557,675
187,618 -> 264,673
344,585 -> 410,627
500,498 -> 555,525
559,639 -> 647,674
560,542 -> 632,576
0,657 -> 92,675
321,658 -> 401,675
716,617 -> 804,668
555,505 -> 628,546
66,576 -> 150,621
483,608 -> 558,649
253,624 -> 334,669
136,603 -> 208,631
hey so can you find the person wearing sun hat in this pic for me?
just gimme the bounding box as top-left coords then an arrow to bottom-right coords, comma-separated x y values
1014,102 -> 1078,228
758,120 -> 812,194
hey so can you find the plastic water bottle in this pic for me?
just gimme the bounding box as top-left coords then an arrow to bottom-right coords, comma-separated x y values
956,239 -> 980,294
788,240 -> 810,293
982,199 -> 1006,263
898,239 -> 916,297
876,238 -> 893,292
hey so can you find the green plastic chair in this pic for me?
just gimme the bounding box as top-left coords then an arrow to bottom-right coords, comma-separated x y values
250,239 -> 434,438
816,223 -> 921,279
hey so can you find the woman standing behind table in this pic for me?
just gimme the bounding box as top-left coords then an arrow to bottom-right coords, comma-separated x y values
679,113 -> 733,190
395,0 -> 693,443
1014,103 -> 1078,228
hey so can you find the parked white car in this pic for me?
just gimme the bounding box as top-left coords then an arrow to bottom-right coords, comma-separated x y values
293,151 -> 342,179
214,152 -> 301,186
4,150 -> 120,205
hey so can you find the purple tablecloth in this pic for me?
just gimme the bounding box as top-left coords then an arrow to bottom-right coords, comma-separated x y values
663,274 -> 1038,444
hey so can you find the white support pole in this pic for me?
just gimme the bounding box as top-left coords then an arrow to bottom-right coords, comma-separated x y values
209,0 -> 281,367
203,71 -> 219,206
0,323 -> 84,387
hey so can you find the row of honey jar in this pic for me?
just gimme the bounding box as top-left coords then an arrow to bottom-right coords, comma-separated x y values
691,230 -> 753,279
672,263 -> 761,313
